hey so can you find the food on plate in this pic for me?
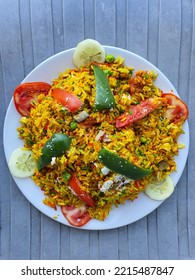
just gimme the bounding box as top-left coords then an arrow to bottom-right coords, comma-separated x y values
13,82 -> 51,117
162,93 -> 188,123
8,148 -> 36,178
9,40 -> 188,227
37,133 -> 71,170
73,39 -> 106,67
98,148 -> 152,180
93,65 -> 116,110
145,175 -> 174,200
52,88 -> 82,112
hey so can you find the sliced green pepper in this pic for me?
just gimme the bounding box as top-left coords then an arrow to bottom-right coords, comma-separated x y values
93,65 -> 116,111
37,133 -> 71,170
98,148 -> 152,180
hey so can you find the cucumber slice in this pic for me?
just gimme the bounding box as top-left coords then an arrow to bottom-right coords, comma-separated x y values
8,148 -> 36,178
145,175 -> 174,200
73,39 -> 105,67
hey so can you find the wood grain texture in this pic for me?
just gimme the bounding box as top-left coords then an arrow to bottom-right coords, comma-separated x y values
0,0 -> 194,260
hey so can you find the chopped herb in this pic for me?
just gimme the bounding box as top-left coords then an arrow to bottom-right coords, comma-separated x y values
104,69 -> 113,76
81,165 -> 87,170
140,136 -> 147,144
57,119 -> 64,124
63,172 -> 71,182
143,73 -> 149,79
61,107 -> 67,114
70,121 -> 77,130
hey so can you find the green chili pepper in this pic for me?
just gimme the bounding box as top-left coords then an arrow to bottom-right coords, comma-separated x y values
93,65 -> 116,111
37,133 -> 71,170
62,172 -> 71,182
98,148 -> 152,180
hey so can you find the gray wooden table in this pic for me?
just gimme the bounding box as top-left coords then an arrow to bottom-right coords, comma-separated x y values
0,0 -> 194,260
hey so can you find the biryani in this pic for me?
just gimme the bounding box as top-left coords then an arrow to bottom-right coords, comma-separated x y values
16,55 -> 185,223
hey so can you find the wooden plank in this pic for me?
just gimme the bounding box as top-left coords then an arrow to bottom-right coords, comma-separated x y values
29,207 -> 41,259
118,226 -> 129,259
40,215 -> 61,259
0,0 -> 24,97
147,212 -> 159,259
69,228 -> 90,260
60,225 -> 70,260
19,0 -> 35,76
51,0 -> 65,54
89,231 -> 99,259
147,0 -> 160,65
115,0 -> 127,49
30,0 -> 54,66
99,229 -> 119,259
128,218 -> 148,259
83,0 -> 95,39
63,0 -> 84,48
157,0 -> 182,260
126,0 -> 148,58
187,0 -> 195,259
158,0 -> 181,87
0,52 -> 11,258
176,0 -> 192,260
95,0 -> 116,45
0,0 -> 32,260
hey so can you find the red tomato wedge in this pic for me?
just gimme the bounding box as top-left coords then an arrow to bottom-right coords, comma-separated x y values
61,205 -> 91,227
116,97 -> 166,128
14,82 -> 51,116
162,93 -> 188,123
68,173 -> 95,207
52,88 -> 82,112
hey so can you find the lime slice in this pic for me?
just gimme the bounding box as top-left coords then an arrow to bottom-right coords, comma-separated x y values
73,39 -> 105,67
145,175 -> 174,200
8,148 -> 36,178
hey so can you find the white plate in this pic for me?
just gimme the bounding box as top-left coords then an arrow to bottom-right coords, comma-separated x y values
3,46 -> 189,230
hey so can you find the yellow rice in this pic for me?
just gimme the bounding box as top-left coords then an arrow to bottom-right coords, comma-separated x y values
17,56 -> 185,221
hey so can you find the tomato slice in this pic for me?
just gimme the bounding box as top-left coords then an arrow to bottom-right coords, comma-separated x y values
52,88 -> 82,112
68,173 -> 95,207
162,93 -> 188,123
13,82 -> 51,116
116,98 -> 165,128
61,205 -> 91,227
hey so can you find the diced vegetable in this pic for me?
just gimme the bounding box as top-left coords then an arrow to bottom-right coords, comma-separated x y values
68,173 -> 95,207
73,110 -> 89,122
52,88 -> 82,112
116,97 -> 167,128
93,65 -> 116,111
98,148 -> 152,180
